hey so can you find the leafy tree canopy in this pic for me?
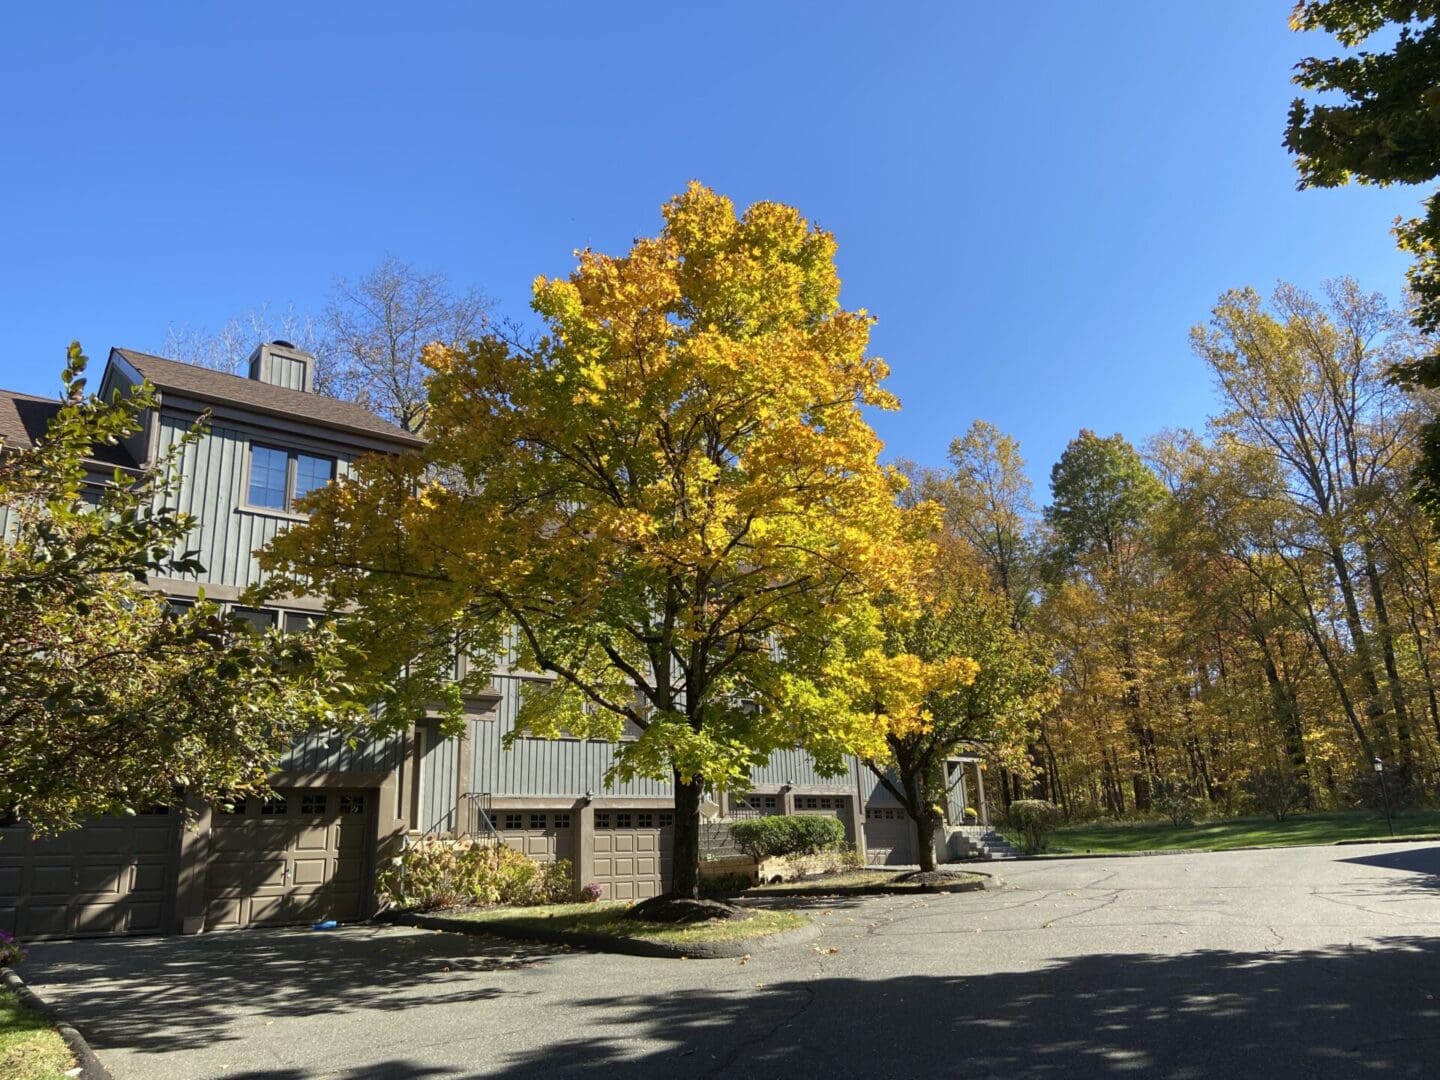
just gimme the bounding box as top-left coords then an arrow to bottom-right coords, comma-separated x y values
261,183 -> 920,896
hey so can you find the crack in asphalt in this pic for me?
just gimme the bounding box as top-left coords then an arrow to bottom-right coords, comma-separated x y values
700,981 -> 818,1077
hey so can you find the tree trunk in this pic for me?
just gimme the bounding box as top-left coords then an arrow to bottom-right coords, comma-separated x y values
915,810 -> 938,873
670,773 -> 703,900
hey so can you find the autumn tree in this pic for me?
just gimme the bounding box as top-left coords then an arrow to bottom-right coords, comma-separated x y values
1285,2 -> 1440,512
0,344 -> 351,832
1192,281 -> 1421,786
1045,429 -> 1169,811
260,184 -> 915,901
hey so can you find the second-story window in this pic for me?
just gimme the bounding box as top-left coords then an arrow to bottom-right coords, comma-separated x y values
247,444 -> 335,512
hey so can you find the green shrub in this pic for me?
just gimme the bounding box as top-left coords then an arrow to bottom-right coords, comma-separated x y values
730,814 -> 846,859
1007,799 -> 1063,854
378,837 -> 575,911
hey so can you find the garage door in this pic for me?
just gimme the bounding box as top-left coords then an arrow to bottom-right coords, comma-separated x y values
0,811 -> 180,939
205,788 -> 370,930
590,809 -> 674,901
864,806 -> 914,865
496,809 -> 576,864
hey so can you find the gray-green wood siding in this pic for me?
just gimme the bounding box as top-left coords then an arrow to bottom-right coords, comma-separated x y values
157,415 -> 355,590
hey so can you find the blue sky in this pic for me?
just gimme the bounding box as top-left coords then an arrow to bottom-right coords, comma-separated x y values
0,2 -> 1422,490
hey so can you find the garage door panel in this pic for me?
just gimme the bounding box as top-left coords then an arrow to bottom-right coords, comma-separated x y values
31,864 -> 74,894
0,867 -> 19,895
131,863 -> 169,893
292,827 -> 332,852
75,864 -> 124,894
73,903 -> 126,935
291,857 -> 329,885
21,904 -> 70,937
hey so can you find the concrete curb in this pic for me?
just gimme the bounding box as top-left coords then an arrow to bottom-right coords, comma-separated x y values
744,870 -> 995,899
2,965 -> 112,1080
391,910 -> 822,960
1020,836 -> 1440,860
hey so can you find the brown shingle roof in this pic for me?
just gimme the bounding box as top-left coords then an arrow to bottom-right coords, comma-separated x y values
111,348 -> 425,447
0,388 -> 138,469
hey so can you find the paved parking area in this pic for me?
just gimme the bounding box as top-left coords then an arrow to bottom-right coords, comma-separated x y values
19,842 -> 1440,1078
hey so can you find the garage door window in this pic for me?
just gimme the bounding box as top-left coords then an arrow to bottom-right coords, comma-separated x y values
504,813 -> 523,830
659,813 -> 673,827
260,797 -> 287,816
339,794 -> 366,815
615,813 -> 632,828
554,813 -> 571,829
530,813 -> 547,829
301,794 -> 328,815
637,812 -> 653,828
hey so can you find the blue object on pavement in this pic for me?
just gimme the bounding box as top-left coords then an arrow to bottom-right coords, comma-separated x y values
311,920 -> 338,930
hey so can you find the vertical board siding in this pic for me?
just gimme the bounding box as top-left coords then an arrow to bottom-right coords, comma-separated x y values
470,675 -> 672,799
158,416 -> 355,590
749,748 -> 860,790
278,730 -> 405,774
420,722 -> 460,834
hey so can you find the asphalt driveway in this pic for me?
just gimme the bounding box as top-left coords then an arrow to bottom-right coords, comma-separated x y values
18,842 -> 1440,1079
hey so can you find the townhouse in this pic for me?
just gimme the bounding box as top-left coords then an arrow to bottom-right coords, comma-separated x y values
0,343 -> 993,939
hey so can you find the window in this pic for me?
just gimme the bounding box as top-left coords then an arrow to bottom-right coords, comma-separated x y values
553,813 -> 571,829
300,793 -> 328,815
530,813 -> 547,830
284,611 -> 324,634
595,812 -> 611,829
260,796 -> 288,816
504,813 -> 523,831
247,444 -> 335,512
658,812 -> 674,828
247,445 -> 290,509
339,794 -> 366,815
636,812 -> 653,828
231,607 -> 276,634
615,812 -> 632,828
219,799 -> 247,815
293,453 -> 334,502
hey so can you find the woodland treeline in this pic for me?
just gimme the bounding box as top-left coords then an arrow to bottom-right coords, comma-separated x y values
916,279 -> 1440,821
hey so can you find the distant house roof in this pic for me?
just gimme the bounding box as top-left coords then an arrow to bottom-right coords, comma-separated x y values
0,388 -> 139,470
111,348 -> 425,448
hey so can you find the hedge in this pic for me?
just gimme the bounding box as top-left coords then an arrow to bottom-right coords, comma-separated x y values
729,814 -> 847,859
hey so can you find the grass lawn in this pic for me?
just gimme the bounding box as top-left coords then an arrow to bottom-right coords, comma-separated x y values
0,987 -> 73,1080
1040,808 -> 1440,855
746,869 -> 986,894
456,901 -> 807,946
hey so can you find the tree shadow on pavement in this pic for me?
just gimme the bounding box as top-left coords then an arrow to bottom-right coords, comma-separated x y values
20,925 -> 557,1054
1340,844 -> 1440,889
484,935 -> 1440,1079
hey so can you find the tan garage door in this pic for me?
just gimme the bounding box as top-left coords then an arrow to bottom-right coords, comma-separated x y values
496,809 -> 576,863
864,806 -> 915,865
0,811 -> 180,939
205,788 -> 370,930
590,809 -> 674,901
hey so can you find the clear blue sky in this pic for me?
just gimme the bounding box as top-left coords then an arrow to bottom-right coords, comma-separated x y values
0,2 -> 1422,490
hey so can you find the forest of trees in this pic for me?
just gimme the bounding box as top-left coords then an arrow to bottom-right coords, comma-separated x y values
923,279 -> 1440,822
